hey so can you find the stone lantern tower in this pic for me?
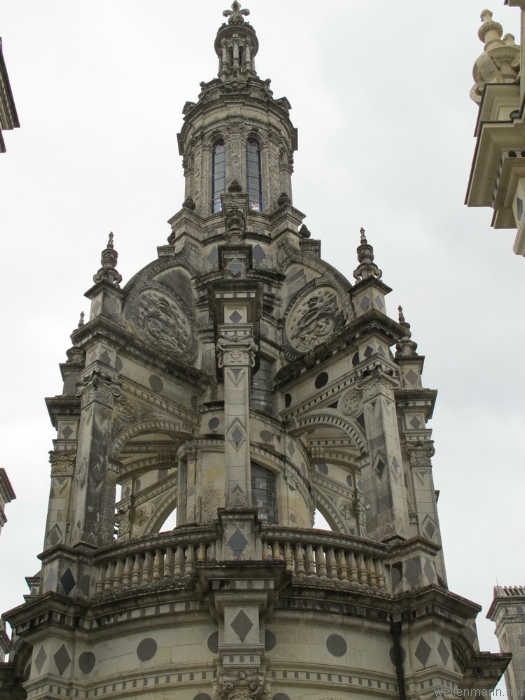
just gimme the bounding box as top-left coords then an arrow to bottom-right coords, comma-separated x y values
0,4 -> 510,700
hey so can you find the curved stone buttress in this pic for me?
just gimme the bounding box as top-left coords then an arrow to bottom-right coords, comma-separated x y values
1,4 -> 510,700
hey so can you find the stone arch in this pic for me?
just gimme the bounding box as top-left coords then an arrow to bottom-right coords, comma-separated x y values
313,489 -> 347,533
142,486 -> 178,536
293,412 -> 367,455
118,454 -> 179,480
110,419 -> 193,460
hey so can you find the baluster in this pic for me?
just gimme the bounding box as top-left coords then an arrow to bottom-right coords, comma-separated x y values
113,558 -> 124,589
104,561 -> 115,591
295,544 -> 305,575
272,541 -> 282,561
174,546 -> 184,576
306,545 -> 316,575
185,545 -> 196,574
197,543 -> 206,564
316,546 -> 327,577
326,548 -> 338,578
358,555 -> 368,585
208,541 -> 217,561
376,560 -> 386,589
338,550 -> 348,580
131,554 -> 141,585
261,540 -> 269,560
122,556 -> 132,587
284,542 -> 294,573
152,549 -> 162,580
96,565 -> 105,594
142,551 -> 153,583
348,552 -> 358,582
164,547 -> 173,579
368,558 -> 377,588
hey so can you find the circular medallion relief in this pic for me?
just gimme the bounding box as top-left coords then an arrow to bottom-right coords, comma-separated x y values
341,389 -> 360,416
135,288 -> 195,360
285,286 -> 342,355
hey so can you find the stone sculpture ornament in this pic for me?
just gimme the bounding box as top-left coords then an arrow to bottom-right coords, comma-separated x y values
135,289 -> 194,359
341,389 -> 360,416
213,668 -> 269,700
223,1 -> 250,25
93,233 -> 123,288
217,334 -> 258,368
285,286 -> 343,355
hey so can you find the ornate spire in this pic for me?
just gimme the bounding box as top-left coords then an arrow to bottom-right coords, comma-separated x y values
223,1 -> 250,25
395,306 -> 418,358
93,232 -> 123,288
353,228 -> 382,283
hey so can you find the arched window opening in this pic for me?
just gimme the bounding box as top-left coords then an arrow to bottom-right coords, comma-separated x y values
159,508 -> 177,532
313,508 -> 333,531
246,138 -> 262,211
251,463 -> 277,523
212,139 -> 226,213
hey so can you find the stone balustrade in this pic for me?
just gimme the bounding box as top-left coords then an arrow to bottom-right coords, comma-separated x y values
92,525 -> 391,596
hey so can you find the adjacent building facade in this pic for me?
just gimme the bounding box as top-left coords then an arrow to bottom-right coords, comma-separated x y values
0,4 -> 512,700
0,37 -> 19,153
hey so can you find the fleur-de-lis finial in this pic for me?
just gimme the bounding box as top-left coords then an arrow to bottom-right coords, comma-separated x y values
107,232 -> 114,249
360,227 -> 367,245
223,1 -> 250,24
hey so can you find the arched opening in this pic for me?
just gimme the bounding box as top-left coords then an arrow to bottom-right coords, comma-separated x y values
159,508 -> 177,532
246,138 -> 262,211
251,463 -> 277,523
313,508 -> 333,531
212,139 -> 226,213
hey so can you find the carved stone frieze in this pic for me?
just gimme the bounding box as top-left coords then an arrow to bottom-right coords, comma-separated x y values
284,285 -> 343,357
49,451 -> 77,477
213,668 -> 270,700
357,368 -> 400,401
406,440 -> 435,468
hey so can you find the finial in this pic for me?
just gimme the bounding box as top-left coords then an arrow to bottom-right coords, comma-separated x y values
223,1 -> 250,24
353,228 -> 382,283
278,192 -> 291,207
299,224 -> 311,239
228,179 -> 243,193
471,9 -> 518,103
395,305 -> 418,358
182,196 -> 196,210
78,311 -> 85,328
93,233 -> 123,288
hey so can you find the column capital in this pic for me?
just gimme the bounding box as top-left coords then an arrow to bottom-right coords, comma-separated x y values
76,367 -> 121,408
217,327 -> 258,368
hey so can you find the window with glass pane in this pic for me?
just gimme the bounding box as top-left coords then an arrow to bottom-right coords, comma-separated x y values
212,139 -> 226,213
251,463 -> 277,523
246,138 -> 262,212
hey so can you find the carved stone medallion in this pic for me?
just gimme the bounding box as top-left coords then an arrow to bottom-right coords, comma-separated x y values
135,288 -> 195,360
284,285 -> 343,356
341,389 -> 360,416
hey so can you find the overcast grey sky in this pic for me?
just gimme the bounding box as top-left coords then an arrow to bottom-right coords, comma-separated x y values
1,1 -> 524,689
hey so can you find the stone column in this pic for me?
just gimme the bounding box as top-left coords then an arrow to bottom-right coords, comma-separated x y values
70,366 -> 121,548
358,368 -> 409,541
216,324 -> 257,510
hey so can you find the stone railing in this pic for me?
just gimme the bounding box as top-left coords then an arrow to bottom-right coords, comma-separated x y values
261,528 -> 389,591
91,525 -> 391,596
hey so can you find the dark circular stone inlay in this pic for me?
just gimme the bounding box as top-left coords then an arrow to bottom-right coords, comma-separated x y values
265,629 -> 277,651
149,375 -> 163,393
389,645 -> 406,666
315,371 -> 329,389
260,430 -> 273,443
284,393 -> 292,408
317,463 -> 329,475
115,357 -> 123,371
137,638 -> 157,662
194,695 -> 212,700
326,633 -> 347,657
190,395 -> 198,411
346,475 -> 353,487
273,694 -> 291,700
207,631 -> 219,654
208,418 -> 220,431
78,652 -> 96,674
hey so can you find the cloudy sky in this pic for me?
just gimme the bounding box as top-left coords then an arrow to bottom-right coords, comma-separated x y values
1,0 -> 524,689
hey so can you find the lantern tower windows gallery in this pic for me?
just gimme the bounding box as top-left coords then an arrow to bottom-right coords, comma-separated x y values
210,138 -> 263,213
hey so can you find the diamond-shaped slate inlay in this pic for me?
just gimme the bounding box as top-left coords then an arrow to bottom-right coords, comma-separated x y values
60,567 -> 76,595
375,459 -> 386,479
423,516 -> 436,540
207,246 -> 219,265
364,345 -> 374,358
406,369 -> 419,385
229,310 -> 243,324
34,646 -> 47,673
424,558 -> 437,583
231,610 -> 253,642
61,425 -> 73,439
227,258 -> 243,276
375,295 -> 384,310
228,528 -> 248,558
54,644 -> 72,675
391,457 -> 400,473
360,296 -> 371,311
405,557 -> 421,588
438,639 -> 450,665
410,416 -> 422,429
415,637 -> 431,666
232,427 -> 244,446
252,244 -> 266,264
